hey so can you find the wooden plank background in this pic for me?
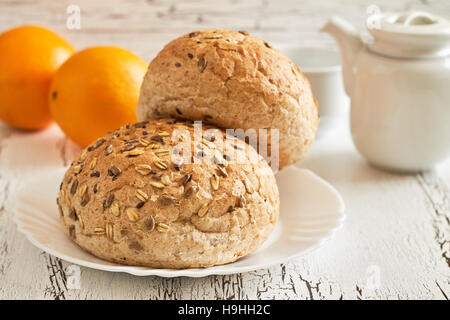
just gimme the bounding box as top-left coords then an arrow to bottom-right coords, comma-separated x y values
1,0 -> 449,61
0,0 -> 449,299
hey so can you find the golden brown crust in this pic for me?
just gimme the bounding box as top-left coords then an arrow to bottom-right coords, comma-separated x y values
137,29 -> 319,168
57,119 -> 279,268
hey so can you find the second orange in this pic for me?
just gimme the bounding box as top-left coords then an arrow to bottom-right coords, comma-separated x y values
49,46 -> 148,147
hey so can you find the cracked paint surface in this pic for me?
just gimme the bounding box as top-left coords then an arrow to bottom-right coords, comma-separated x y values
0,0 -> 449,300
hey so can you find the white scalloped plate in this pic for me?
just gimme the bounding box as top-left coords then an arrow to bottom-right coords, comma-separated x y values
13,166 -> 345,277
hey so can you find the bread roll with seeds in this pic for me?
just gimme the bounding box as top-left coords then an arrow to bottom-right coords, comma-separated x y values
57,119 -> 280,268
137,29 -> 319,169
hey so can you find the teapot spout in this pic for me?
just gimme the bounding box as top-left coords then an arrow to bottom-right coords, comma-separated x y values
321,17 -> 364,96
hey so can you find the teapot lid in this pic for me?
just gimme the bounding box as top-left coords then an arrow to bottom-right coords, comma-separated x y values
366,11 -> 450,59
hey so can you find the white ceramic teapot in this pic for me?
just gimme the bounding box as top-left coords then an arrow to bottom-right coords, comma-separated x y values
322,11 -> 450,172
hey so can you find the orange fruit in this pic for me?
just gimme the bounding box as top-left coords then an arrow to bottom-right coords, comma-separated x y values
0,25 -> 75,130
49,46 -> 147,147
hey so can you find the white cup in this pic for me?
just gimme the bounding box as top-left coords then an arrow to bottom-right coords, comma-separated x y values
280,46 -> 349,139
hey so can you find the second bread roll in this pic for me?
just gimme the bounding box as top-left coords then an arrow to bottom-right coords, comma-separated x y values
137,29 -> 319,169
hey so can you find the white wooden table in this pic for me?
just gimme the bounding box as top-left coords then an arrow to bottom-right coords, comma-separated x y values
0,0 -> 449,300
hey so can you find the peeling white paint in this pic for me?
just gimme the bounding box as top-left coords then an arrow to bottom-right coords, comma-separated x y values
0,0 -> 449,300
